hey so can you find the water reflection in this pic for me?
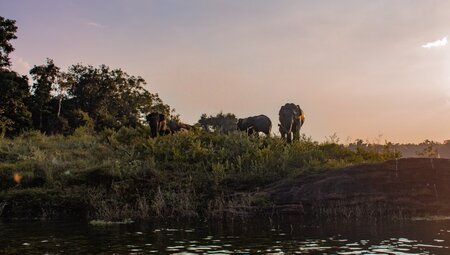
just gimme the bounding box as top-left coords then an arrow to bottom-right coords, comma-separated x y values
0,218 -> 450,254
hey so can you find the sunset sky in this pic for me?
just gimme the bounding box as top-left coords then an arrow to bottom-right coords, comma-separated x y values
2,0 -> 450,143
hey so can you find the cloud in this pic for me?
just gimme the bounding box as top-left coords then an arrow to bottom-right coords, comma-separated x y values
86,22 -> 104,28
10,55 -> 31,76
422,36 -> 448,49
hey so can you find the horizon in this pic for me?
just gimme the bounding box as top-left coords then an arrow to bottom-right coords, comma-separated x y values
3,0 -> 450,143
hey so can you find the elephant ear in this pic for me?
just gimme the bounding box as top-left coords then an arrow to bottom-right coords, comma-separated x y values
159,113 -> 165,121
300,109 -> 305,126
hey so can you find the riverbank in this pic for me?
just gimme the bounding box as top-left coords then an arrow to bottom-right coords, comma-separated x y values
0,127 -> 402,221
260,157 -> 450,219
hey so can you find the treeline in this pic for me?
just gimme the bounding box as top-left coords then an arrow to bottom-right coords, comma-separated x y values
0,16 -> 169,137
348,139 -> 450,158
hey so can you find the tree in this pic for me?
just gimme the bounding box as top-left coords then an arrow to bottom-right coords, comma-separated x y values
0,17 -> 32,136
55,71 -> 74,117
0,16 -> 171,135
416,139 -> 439,158
67,64 -> 169,130
0,16 -> 18,69
0,70 -> 32,136
30,58 -> 60,131
198,112 -> 237,133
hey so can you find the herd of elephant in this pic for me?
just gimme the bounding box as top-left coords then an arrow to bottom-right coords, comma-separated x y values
147,103 -> 305,143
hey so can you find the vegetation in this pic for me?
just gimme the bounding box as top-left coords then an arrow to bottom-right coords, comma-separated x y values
348,139 -> 450,158
0,16 -> 17,68
0,16 -> 169,137
0,128 -> 399,221
198,112 -> 238,133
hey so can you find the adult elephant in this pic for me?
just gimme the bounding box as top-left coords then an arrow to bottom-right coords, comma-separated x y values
237,115 -> 272,137
146,112 -> 167,138
167,119 -> 193,134
278,103 -> 305,142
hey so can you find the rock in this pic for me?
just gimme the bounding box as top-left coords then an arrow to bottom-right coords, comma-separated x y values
263,158 -> 450,219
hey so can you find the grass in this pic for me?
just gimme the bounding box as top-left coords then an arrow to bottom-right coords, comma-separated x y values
89,219 -> 134,225
0,126 -> 399,221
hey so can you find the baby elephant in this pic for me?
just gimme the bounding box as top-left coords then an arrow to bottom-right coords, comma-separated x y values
237,115 -> 272,137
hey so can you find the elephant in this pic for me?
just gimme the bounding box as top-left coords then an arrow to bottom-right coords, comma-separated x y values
237,115 -> 272,137
278,103 -> 305,142
167,119 -> 193,134
146,112 -> 167,138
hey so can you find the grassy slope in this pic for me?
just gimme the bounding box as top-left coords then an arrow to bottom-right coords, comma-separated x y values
0,127 -> 398,221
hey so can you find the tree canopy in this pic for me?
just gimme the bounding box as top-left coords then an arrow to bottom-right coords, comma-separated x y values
0,16 -> 171,136
0,16 -> 17,69
198,112 -> 238,133
0,70 -> 32,136
0,17 -> 31,136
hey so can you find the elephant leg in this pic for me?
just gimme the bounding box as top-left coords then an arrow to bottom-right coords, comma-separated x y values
293,120 -> 301,141
293,130 -> 300,141
150,126 -> 157,138
286,132 -> 292,143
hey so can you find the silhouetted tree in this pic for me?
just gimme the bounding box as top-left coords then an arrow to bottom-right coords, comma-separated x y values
0,70 -> 32,136
0,16 -> 17,69
0,16 -> 172,135
67,64 -> 169,130
198,112 -> 237,133
30,58 -> 60,131
0,16 -> 32,136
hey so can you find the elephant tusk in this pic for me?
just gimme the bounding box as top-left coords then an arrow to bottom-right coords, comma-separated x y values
279,123 -> 291,133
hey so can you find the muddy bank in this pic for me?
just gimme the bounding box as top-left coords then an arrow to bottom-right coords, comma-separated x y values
259,158 -> 450,219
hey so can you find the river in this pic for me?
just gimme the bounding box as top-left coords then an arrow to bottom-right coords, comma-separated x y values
1,217 -> 449,254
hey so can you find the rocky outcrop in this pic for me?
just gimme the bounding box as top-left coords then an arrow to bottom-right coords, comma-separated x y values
263,158 -> 450,218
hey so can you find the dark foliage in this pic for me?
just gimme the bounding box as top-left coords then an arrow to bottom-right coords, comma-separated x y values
0,16 -> 170,136
0,70 -> 32,136
0,16 -> 17,68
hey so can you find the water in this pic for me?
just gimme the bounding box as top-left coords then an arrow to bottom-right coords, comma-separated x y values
1,218 -> 450,254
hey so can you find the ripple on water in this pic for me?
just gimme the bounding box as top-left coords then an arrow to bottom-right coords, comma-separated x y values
3,220 -> 450,254
415,243 -> 444,248
337,251 -> 367,255
206,249 -> 233,254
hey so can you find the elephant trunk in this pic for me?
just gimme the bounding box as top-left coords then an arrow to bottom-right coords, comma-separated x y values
279,119 -> 293,134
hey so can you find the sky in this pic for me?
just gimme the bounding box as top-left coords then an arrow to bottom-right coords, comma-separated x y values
2,0 -> 450,143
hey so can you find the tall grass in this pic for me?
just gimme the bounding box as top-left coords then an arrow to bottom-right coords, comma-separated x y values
0,127 -> 399,220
